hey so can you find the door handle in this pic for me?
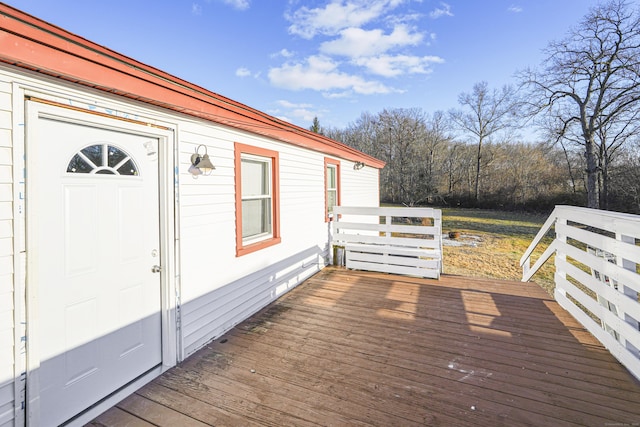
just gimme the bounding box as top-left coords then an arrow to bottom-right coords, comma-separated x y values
151,265 -> 162,273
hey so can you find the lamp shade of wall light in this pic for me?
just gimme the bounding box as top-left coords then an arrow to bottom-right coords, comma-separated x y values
190,144 -> 215,177
353,161 -> 365,170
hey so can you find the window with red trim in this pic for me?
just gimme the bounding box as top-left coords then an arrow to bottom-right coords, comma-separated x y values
324,158 -> 340,221
235,143 -> 280,256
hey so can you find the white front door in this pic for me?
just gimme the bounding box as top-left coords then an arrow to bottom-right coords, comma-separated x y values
27,103 -> 163,426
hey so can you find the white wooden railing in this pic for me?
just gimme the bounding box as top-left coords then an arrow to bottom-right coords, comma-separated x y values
521,205 -> 640,380
331,206 -> 442,279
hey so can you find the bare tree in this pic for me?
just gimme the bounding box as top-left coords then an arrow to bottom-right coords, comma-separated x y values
374,108 -> 428,204
440,142 -> 475,202
341,111 -> 378,156
520,0 -> 640,209
449,81 -> 521,203
488,142 -> 570,207
421,111 -> 452,199
538,114 -> 585,196
609,142 -> 640,212
594,110 -> 640,208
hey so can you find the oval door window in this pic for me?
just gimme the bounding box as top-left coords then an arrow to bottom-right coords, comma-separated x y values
66,143 -> 139,175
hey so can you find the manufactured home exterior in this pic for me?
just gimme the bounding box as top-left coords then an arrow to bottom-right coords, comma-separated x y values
0,4 -> 384,426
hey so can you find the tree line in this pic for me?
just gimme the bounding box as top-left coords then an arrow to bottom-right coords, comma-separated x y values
312,0 -> 640,214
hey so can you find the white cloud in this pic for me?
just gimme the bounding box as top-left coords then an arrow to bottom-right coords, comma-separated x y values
270,0 -> 443,98
508,5 -> 523,13
222,0 -> 250,10
270,48 -> 295,59
323,91 -> 352,99
268,55 -> 395,95
276,100 -> 313,109
193,0 -> 249,15
286,0 -> 405,39
291,108 -> 320,123
314,23 -> 440,78
429,2 -> 453,19
235,67 -> 252,77
270,101 -> 325,124
191,3 -> 203,15
354,54 -> 444,77
320,24 -> 423,58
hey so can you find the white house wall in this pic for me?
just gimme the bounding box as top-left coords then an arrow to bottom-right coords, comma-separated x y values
341,165 -> 380,208
0,64 -> 381,425
177,122 -> 378,356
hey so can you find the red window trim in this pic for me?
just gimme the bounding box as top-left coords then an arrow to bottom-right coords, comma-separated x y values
235,142 -> 281,256
324,158 -> 341,222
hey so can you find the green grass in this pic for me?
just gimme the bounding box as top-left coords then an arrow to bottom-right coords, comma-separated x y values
441,208 -> 556,295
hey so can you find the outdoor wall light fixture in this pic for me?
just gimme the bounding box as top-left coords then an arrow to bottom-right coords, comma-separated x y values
353,161 -> 365,170
189,144 -> 215,177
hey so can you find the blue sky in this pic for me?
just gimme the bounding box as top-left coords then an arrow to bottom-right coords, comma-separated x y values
6,0 -> 602,139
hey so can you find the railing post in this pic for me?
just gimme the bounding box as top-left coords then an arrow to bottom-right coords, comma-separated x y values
328,212 -> 335,266
434,212 -> 443,274
330,209 -> 345,267
384,214 -> 391,265
385,215 -> 391,237
522,258 -> 530,282
618,231 -> 640,358
554,216 -> 567,299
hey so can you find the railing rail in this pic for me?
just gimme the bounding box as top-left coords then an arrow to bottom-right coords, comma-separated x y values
521,205 -> 640,380
331,206 -> 442,279
520,211 -> 558,281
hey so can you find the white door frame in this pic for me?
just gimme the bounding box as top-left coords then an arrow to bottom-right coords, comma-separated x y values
23,97 -> 178,426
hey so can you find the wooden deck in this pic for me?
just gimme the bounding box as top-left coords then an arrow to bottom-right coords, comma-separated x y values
88,267 -> 640,427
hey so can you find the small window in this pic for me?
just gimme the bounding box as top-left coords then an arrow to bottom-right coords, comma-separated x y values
67,144 -> 138,176
325,158 -> 340,221
235,143 -> 280,256
241,156 -> 272,242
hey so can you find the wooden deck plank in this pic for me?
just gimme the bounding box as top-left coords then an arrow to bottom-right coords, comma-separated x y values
227,301 -> 640,407
307,275 -> 624,365
132,380 -> 265,426
175,352 -> 438,427
88,267 -> 640,427
221,311 -> 631,424
154,368 -> 327,427
86,407 -> 155,427
298,277 -> 627,371
217,330 -> 570,426
187,339 -> 488,427
115,393 -> 210,427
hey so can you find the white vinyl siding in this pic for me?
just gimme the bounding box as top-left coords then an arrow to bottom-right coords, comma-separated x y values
179,135 -> 331,355
344,165 -> 379,207
0,78 -> 17,426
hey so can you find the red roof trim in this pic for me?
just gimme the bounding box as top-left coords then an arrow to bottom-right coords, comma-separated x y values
0,4 -> 385,169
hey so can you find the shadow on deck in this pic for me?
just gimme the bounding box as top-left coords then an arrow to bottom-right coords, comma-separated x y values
88,267 -> 640,426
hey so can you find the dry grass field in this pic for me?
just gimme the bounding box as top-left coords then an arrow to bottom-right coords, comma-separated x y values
440,208 -> 556,295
